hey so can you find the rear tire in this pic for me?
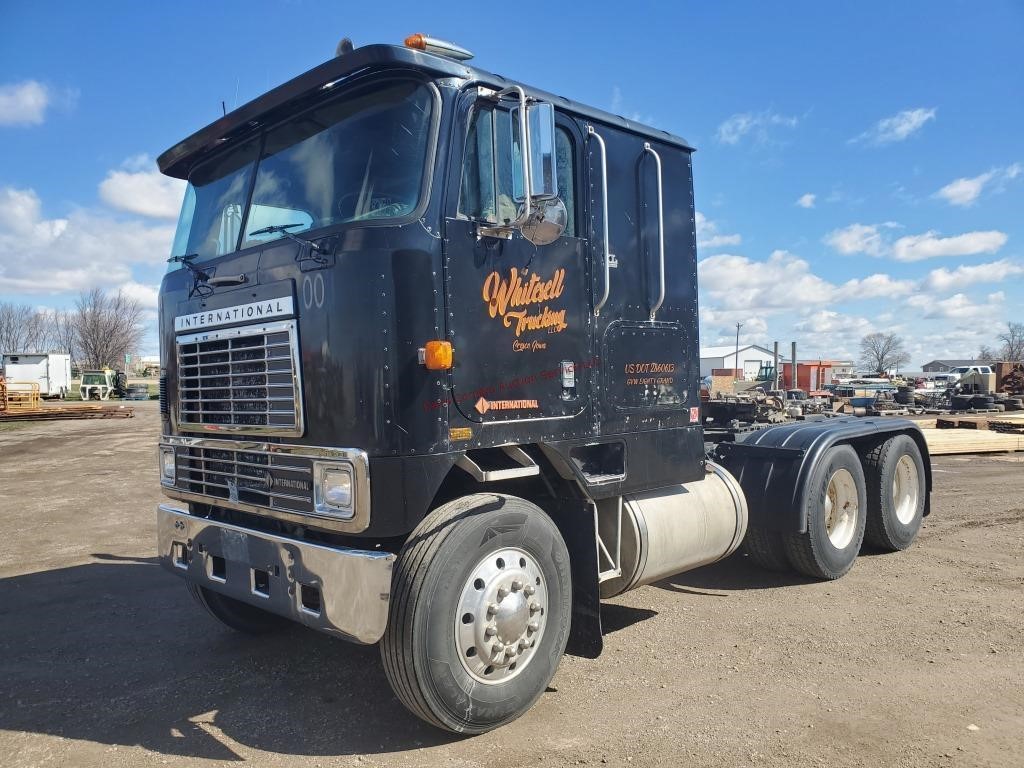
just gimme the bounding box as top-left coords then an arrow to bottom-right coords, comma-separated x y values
742,527 -> 791,572
187,582 -> 288,634
862,435 -> 925,551
785,445 -> 867,580
381,493 -> 572,734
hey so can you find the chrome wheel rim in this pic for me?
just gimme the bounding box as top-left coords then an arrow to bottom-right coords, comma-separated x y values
824,468 -> 859,549
455,547 -> 547,685
892,454 -> 920,525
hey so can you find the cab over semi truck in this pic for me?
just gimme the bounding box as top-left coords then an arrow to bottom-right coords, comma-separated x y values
156,35 -> 931,734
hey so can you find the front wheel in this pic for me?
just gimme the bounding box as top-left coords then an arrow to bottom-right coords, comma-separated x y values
187,582 -> 288,634
381,493 -> 572,734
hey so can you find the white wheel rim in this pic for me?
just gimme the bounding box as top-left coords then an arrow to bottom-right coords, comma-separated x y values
824,468 -> 859,549
455,547 -> 548,685
892,454 -> 920,525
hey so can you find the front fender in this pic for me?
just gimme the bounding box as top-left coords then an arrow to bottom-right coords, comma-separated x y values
714,417 -> 932,534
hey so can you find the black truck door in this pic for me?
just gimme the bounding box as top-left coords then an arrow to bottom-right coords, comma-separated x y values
584,123 -> 699,432
443,99 -> 591,425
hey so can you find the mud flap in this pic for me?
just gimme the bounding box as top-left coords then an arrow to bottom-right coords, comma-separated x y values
548,497 -> 603,658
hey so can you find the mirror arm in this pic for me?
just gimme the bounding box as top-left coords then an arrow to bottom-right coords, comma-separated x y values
497,85 -> 531,218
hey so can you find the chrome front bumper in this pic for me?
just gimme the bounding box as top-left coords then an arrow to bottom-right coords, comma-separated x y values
157,504 -> 394,644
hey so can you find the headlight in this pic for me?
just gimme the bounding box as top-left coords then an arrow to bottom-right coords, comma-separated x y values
314,461 -> 353,517
160,447 -> 176,484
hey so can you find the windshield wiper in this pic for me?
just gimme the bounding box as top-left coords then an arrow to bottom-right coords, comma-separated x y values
248,223 -> 326,253
168,253 -> 213,297
168,253 -> 210,280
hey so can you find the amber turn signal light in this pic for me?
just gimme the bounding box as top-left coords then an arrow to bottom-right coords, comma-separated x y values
422,340 -> 454,370
404,33 -> 427,50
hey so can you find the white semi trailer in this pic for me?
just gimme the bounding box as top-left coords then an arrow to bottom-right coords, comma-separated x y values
1,353 -> 72,399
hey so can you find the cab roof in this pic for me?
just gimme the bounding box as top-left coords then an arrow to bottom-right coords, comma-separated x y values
157,43 -> 694,180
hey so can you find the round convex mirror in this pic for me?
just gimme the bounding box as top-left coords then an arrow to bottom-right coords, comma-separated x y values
519,198 -> 567,246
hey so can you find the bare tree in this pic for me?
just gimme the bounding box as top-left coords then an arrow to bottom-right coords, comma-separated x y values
50,309 -> 77,359
73,288 -> 145,369
860,332 -> 910,374
977,345 -> 996,363
0,302 -> 33,353
997,322 -> 1024,361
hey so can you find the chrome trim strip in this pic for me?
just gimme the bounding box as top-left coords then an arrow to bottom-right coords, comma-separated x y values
157,504 -> 394,644
176,319 -> 304,438
160,436 -> 371,533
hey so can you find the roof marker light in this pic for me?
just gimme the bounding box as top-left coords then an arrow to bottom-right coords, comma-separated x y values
404,33 -> 474,61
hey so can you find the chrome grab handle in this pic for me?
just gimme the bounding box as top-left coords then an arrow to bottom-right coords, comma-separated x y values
588,125 -> 617,316
643,142 -> 666,321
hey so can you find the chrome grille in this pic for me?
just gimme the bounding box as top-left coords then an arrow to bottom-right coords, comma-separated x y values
176,320 -> 303,436
173,444 -> 314,515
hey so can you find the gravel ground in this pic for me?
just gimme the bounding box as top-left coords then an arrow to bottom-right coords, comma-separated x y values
1,402 -> 1021,767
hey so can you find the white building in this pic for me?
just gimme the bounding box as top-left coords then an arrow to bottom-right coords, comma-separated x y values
699,344 -> 780,380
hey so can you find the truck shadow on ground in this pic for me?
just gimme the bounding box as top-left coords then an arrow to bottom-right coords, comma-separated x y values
0,555 -> 456,760
656,551 -> 815,593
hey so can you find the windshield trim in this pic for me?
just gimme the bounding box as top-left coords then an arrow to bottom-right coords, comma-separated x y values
177,73 -> 442,262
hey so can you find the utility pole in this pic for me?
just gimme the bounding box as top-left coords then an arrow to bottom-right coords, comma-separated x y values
734,322 -> 743,382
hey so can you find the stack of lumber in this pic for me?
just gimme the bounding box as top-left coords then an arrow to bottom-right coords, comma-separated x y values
920,411 -> 1024,455
0,404 -> 134,421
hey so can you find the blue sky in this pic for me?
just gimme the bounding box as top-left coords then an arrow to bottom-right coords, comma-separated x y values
1,1 -> 1021,365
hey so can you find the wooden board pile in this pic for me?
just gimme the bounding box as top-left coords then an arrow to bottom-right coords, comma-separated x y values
0,403 -> 134,421
920,410 -> 1024,455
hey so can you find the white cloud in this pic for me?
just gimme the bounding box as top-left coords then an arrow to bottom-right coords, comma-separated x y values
907,291 -> 1003,322
825,222 -> 1007,262
119,280 -> 160,309
0,186 -> 175,295
794,310 -> 874,338
0,80 -> 50,126
796,193 -> 816,209
824,223 -> 888,257
98,155 -> 186,219
891,230 -> 1007,262
934,163 -> 1022,207
851,107 -> 936,145
699,250 -> 835,312
837,273 -> 915,300
716,110 -> 798,145
695,211 -> 741,250
923,260 -> 1024,292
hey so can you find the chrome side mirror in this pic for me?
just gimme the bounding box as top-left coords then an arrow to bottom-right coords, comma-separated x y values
512,102 -> 558,201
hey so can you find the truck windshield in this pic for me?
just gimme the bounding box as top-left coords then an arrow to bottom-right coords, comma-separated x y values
170,79 -> 434,262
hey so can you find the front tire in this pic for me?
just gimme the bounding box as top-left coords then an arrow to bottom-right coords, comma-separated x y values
381,493 -> 572,734
785,445 -> 867,580
862,434 -> 925,551
187,582 -> 288,634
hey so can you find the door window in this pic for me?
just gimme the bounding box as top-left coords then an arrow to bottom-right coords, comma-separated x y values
459,106 -> 576,236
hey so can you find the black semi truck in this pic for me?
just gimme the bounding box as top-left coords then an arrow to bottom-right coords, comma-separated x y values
156,35 -> 931,734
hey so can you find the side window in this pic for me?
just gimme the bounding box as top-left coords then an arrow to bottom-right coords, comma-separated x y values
459,105 -> 577,236
554,127 -> 576,237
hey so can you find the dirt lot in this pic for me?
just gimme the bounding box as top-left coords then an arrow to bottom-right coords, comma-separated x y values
1,403 -> 1022,767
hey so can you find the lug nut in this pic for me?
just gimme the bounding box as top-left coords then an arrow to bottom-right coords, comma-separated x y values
487,603 -> 498,616
497,586 -> 509,599
485,626 -> 497,637
524,585 -> 536,596
529,602 -> 540,613
511,579 -> 523,591
504,646 -> 515,656
527,621 -> 539,633
493,642 -> 504,654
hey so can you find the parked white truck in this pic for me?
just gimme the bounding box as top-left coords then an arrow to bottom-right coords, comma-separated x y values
1,353 -> 72,399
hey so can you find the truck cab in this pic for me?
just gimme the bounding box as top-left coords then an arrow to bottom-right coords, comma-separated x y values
156,36 -> 931,734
